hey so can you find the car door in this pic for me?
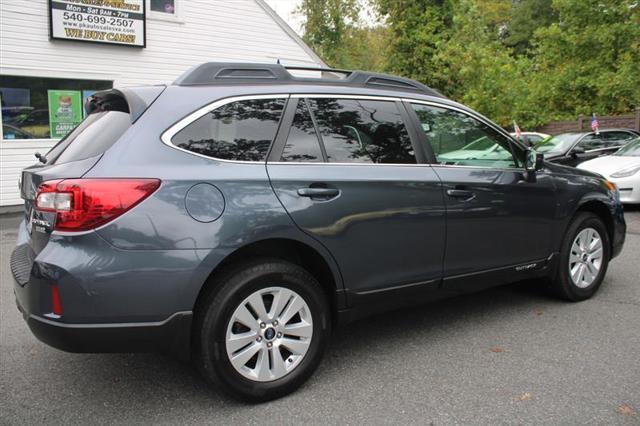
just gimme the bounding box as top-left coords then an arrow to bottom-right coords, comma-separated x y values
267,95 -> 446,306
406,101 -> 558,293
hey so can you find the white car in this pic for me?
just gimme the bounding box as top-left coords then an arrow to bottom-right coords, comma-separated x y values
577,138 -> 640,204
510,131 -> 550,147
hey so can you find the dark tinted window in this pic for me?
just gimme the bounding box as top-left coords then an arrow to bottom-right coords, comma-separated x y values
604,131 -> 636,143
411,103 -> 520,168
281,99 -> 323,162
172,98 -> 285,161
308,98 -> 416,164
576,134 -> 606,150
47,111 -> 131,164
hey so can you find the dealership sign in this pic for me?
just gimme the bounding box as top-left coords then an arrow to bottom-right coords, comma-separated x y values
49,0 -> 146,47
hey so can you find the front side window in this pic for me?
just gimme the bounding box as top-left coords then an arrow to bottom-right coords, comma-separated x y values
308,98 -> 416,164
411,103 -> 521,168
172,98 -> 285,162
576,134 -> 611,151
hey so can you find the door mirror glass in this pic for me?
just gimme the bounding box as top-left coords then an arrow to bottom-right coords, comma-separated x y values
525,148 -> 544,172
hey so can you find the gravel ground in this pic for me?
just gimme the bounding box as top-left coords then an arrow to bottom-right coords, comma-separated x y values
1,209 -> 639,425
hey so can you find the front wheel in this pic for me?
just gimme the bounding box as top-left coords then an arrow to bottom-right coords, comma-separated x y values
551,212 -> 610,301
193,259 -> 330,402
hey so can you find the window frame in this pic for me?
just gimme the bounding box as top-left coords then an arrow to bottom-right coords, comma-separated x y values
404,99 -> 526,171
161,94 -> 289,163
268,94 -> 427,165
276,97 -> 326,163
146,0 -> 183,23
162,93 -> 526,168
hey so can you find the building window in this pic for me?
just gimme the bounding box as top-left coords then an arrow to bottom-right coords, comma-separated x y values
147,0 -> 181,21
1,76 -> 112,141
150,0 -> 176,14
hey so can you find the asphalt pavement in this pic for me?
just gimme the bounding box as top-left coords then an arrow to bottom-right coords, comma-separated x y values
1,208 -> 639,425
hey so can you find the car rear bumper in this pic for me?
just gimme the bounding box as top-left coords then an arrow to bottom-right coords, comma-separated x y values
15,297 -> 192,358
9,221 -> 208,359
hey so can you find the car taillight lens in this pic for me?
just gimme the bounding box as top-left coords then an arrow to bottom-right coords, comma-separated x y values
35,179 -> 161,232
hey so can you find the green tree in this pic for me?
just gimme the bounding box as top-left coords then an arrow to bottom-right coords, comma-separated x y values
528,0 -> 640,122
297,0 -> 361,67
299,0 -> 639,129
504,0 -> 558,55
431,0 -> 534,127
373,0 -> 455,91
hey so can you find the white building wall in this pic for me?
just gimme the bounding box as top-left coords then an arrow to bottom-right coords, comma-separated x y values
0,0 -> 322,206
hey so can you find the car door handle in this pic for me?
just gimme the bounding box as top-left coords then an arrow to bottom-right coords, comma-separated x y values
446,189 -> 475,201
297,187 -> 340,199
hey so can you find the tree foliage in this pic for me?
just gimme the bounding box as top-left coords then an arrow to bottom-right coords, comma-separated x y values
504,0 -> 557,55
298,0 -> 640,129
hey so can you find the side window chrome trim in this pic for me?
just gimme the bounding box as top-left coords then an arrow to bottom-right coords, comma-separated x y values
160,94 -> 290,164
268,161 -> 432,167
429,164 -> 525,172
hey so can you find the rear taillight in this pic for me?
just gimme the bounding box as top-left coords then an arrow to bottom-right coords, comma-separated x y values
35,179 -> 161,232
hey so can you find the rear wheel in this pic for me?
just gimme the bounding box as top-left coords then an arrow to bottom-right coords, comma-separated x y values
551,213 -> 610,301
194,259 -> 330,402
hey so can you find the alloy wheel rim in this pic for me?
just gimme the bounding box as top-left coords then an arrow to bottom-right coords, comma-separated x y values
569,227 -> 604,289
225,286 -> 313,382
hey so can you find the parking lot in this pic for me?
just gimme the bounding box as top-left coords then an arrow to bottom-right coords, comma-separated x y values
1,208 -> 639,425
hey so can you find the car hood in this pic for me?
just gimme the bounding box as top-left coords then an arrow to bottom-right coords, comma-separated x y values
577,156 -> 640,177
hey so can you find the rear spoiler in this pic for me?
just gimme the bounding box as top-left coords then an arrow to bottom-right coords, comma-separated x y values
86,85 -> 166,123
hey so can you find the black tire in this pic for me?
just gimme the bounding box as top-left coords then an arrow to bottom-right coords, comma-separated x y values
551,212 -> 610,301
193,259 -> 330,402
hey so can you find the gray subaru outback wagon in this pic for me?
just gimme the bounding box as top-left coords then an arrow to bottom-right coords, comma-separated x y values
11,63 -> 625,401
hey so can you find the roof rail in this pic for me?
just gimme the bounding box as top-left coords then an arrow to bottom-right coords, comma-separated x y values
173,62 -> 443,97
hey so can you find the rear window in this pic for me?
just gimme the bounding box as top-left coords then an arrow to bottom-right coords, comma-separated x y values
171,98 -> 286,162
46,111 -> 131,164
307,98 -> 416,164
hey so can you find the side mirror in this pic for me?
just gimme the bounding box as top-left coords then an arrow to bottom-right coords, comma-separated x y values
571,146 -> 586,157
525,148 -> 544,172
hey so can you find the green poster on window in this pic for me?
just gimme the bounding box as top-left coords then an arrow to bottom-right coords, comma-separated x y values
48,90 -> 82,139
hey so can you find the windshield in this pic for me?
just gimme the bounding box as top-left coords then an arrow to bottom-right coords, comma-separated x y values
614,138 -> 640,157
534,133 -> 581,154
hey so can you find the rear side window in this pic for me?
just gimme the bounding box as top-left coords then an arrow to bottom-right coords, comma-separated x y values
172,98 -> 285,161
604,131 -> 636,143
47,111 -> 131,164
281,99 -> 323,162
308,98 -> 416,164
